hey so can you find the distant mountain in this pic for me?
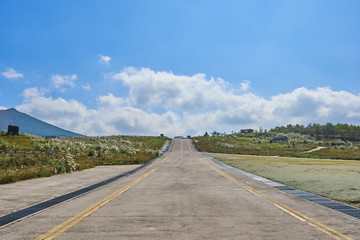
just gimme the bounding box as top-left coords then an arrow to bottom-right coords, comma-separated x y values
0,108 -> 84,137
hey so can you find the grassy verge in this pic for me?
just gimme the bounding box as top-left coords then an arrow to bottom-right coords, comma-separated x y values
0,132 -> 169,184
193,133 -> 360,160
206,152 -> 360,208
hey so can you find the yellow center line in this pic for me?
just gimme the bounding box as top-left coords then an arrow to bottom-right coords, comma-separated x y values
195,153 -> 354,240
273,203 -> 306,222
35,168 -> 157,240
161,156 -> 168,163
160,140 -> 176,163
187,139 -> 194,153
170,141 -> 175,152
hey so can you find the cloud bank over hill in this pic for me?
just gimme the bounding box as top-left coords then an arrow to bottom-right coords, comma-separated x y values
16,67 -> 360,136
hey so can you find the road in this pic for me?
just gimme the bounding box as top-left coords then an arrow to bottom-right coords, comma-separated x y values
0,138 -> 359,239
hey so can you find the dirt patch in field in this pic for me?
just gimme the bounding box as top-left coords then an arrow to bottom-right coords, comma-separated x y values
206,153 -> 360,208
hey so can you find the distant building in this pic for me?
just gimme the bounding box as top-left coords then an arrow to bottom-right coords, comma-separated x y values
160,134 -> 164,137
204,132 -> 210,137
272,136 -> 288,142
241,129 -> 254,133
45,136 -> 58,139
7,125 -> 19,136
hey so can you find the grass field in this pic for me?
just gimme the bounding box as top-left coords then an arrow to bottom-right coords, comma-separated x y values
193,133 -> 360,160
0,132 -> 169,184
206,152 -> 360,208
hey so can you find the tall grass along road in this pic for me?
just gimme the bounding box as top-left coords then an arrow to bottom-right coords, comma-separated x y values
0,133 -> 169,184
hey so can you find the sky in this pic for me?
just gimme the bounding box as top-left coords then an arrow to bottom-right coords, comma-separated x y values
1,0 -> 360,137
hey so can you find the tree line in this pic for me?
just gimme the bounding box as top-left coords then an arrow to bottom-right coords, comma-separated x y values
270,123 -> 360,141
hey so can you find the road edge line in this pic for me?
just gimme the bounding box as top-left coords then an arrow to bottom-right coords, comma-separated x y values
190,140 -> 360,220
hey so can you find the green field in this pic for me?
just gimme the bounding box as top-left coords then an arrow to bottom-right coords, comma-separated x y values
193,133 -> 360,160
0,132 -> 169,184
206,152 -> 360,208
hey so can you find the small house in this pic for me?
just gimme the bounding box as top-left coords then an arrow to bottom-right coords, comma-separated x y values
272,136 -> 288,142
7,125 -> 19,136
241,129 -> 254,133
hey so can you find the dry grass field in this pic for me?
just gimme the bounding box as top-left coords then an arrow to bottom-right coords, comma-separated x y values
206,152 -> 360,208
0,133 -> 170,184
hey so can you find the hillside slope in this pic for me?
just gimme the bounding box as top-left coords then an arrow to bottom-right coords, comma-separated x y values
0,108 -> 84,137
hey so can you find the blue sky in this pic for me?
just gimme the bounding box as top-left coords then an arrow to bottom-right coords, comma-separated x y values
1,0 -> 360,136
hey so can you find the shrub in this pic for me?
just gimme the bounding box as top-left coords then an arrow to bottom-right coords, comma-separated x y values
51,153 -> 77,174
216,142 -> 236,149
0,143 -> 7,151
88,149 -> 95,157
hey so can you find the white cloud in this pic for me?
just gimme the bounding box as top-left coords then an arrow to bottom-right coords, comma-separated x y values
111,67 -> 235,112
240,80 -> 251,91
16,88 -> 183,136
17,87 -> 91,134
267,87 -> 360,124
109,68 -> 360,133
89,106 -> 182,136
52,74 -> 77,91
96,93 -> 125,108
22,87 -> 46,100
99,55 -> 111,65
15,68 -> 360,137
1,68 -> 24,79
82,83 -> 91,91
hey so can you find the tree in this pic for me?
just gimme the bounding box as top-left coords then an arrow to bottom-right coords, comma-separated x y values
323,123 -> 335,139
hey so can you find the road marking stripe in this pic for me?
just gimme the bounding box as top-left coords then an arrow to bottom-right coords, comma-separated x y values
187,140 -> 194,152
160,140 -> 176,163
161,156 -> 168,163
307,222 -> 344,240
181,140 -> 183,159
170,141 -> 175,152
196,154 -> 354,240
35,168 -> 157,240
273,203 -> 306,222
274,201 -> 354,240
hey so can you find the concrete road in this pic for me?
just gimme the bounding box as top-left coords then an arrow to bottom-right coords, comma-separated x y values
0,139 -> 359,239
0,165 -> 140,217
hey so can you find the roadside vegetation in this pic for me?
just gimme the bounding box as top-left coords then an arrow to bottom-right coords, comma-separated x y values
271,123 -> 360,141
205,153 -> 360,208
193,130 -> 360,160
0,131 -> 169,184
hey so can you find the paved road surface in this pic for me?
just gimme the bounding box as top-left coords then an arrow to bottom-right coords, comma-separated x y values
0,139 -> 359,239
0,165 -> 140,217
